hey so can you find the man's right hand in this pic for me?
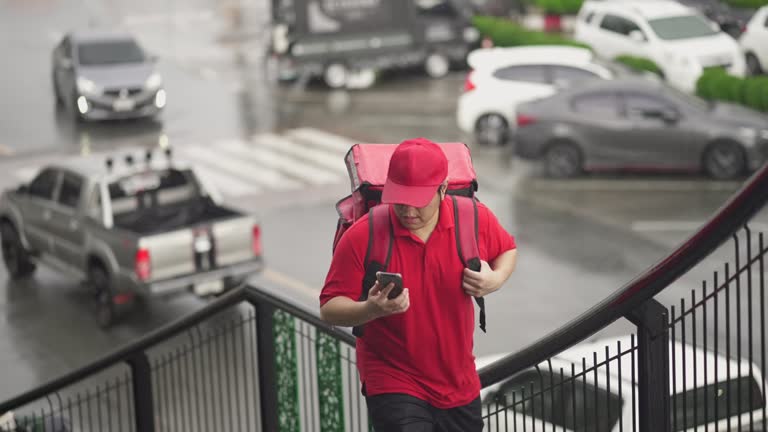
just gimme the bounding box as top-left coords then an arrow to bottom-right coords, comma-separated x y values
365,281 -> 410,319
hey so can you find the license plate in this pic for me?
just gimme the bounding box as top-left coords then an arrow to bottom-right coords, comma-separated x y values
194,279 -> 224,296
113,98 -> 135,112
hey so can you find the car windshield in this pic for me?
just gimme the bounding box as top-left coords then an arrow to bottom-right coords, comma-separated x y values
77,40 -> 145,66
648,14 -> 719,40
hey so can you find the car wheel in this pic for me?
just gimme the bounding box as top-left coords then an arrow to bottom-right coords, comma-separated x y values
89,264 -> 116,328
324,63 -> 349,89
746,53 -> 763,76
703,141 -> 745,180
544,142 -> 582,178
425,53 -> 450,79
1,223 -> 35,279
475,114 -> 509,147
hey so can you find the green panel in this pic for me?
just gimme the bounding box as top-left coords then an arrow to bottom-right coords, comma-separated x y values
316,332 -> 345,432
274,309 -> 300,432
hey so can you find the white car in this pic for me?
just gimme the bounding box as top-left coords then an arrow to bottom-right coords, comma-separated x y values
477,336 -> 766,431
740,6 -> 768,75
457,46 -> 628,146
574,0 -> 746,93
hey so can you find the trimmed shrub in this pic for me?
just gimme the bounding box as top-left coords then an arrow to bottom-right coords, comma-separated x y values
534,0 -> 584,14
614,55 -> 663,77
696,68 -> 768,112
472,15 -> 590,48
725,0 -> 768,8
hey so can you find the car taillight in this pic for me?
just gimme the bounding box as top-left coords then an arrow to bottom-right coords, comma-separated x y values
252,225 -> 262,256
517,114 -> 537,127
463,71 -> 476,92
135,248 -> 151,281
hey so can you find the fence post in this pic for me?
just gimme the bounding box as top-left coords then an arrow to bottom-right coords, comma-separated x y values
256,302 -> 280,432
126,352 -> 155,432
627,298 -> 670,432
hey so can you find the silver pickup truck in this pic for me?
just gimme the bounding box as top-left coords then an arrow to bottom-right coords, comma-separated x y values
0,148 -> 263,326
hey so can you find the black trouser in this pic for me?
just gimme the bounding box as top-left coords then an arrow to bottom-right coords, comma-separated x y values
366,393 -> 483,432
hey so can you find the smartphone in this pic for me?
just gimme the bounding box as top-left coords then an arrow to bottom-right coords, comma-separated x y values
376,272 -> 404,299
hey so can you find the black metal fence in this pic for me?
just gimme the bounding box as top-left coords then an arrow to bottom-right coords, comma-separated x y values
478,163 -> 768,432
479,224 -> 768,432
2,163 -> 768,432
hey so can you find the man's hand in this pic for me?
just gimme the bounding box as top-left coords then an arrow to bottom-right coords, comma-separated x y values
463,260 -> 503,298
365,281 -> 410,320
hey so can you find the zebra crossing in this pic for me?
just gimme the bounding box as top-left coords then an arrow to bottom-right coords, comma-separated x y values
8,128 -> 360,199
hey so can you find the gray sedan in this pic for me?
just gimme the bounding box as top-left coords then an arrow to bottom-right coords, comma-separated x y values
513,78 -> 768,179
52,30 -> 166,122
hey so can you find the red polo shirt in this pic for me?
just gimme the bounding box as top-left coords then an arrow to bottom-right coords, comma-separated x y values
320,198 -> 516,409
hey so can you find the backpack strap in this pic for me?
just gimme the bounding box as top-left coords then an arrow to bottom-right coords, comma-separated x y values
353,204 -> 393,337
452,195 -> 486,333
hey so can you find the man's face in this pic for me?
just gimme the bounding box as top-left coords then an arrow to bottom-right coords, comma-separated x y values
392,185 -> 445,231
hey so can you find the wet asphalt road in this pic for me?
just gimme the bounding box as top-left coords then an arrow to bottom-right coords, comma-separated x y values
1,0 -> 767,408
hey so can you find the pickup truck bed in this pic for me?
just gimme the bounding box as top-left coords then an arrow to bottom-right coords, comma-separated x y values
113,197 -> 240,235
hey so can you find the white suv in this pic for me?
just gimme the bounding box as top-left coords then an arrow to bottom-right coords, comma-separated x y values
457,46 -> 629,146
740,6 -> 768,75
575,0 -> 746,93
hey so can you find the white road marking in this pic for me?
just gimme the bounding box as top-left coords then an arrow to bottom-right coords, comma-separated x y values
192,164 -> 257,197
286,128 -> 358,153
251,134 -> 348,176
178,144 -> 303,190
217,138 -> 342,185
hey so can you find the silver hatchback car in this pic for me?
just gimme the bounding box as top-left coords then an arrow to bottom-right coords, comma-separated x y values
52,30 -> 166,122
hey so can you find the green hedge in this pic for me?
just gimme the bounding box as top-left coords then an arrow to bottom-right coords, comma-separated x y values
724,0 -> 768,8
532,0 -> 584,14
472,15 -> 589,47
696,68 -> 768,112
614,55 -> 663,77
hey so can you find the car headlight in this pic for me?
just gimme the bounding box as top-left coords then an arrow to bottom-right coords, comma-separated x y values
76,77 -> 102,95
144,73 -> 163,90
739,127 -> 758,144
463,27 -> 480,43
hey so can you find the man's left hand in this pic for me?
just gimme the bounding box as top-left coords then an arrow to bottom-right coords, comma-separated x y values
462,260 -> 502,298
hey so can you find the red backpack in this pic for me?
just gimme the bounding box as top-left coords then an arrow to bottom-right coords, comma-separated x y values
333,143 -> 486,336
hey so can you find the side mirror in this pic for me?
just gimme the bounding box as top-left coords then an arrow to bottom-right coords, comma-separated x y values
16,184 -> 28,194
629,30 -> 646,43
59,58 -> 73,69
661,109 -> 679,123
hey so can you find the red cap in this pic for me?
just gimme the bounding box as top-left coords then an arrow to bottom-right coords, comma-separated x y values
381,138 -> 448,207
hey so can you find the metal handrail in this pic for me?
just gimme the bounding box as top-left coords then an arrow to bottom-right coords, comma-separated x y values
0,284 -> 353,414
478,163 -> 768,387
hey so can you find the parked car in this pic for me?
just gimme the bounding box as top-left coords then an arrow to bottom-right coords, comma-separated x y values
477,336 -> 767,432
457,46 -> 642,146
739,6 -> 768,75
574,0 -> 746,93
511,78 -> 768,179
52,30 -> 166,122
676,0 -> 750,38
0,148 -> 263,326
270,0 -> 480,88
